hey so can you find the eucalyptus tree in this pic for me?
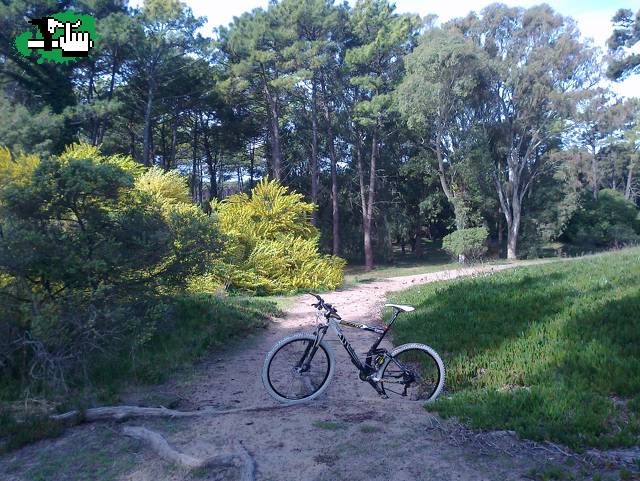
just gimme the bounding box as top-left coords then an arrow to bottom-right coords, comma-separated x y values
451,4 -> 598,259
345,0 -> 420,270
397,26 -> 491,231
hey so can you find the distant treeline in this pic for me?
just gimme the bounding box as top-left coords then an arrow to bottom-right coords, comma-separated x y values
1,0 -> 639,266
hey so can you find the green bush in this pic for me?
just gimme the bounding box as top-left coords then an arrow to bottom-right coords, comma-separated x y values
564,189 -> 639,248
0,146 -> 221,393
442,227 -> 488,262
208,179 -> 345,294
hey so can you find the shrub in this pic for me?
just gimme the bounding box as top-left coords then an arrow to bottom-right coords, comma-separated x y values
0,146 -> 40,186
208,179 -> 345,294
0,147 -> 221,392
564,189 -> 639,248
442,227 -> 488,262
135,166 -> 191,207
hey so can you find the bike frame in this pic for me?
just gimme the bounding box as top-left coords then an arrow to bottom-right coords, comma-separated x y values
300,309 -> 404,394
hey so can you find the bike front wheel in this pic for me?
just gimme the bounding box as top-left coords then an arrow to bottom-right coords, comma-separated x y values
380,343 -> 445,402
262,332 -> 335,404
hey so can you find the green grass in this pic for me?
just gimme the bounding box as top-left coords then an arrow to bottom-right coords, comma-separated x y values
0,294 -> 281,452
343,242 -> 459,285
312,420 -> 347,430
344,260 -> 463,286
386,248 -> 640,449
90,294 -> 281,388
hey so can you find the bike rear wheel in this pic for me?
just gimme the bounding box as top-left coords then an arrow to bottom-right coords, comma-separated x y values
380,343 -> 445,402
262,333 -> 335,404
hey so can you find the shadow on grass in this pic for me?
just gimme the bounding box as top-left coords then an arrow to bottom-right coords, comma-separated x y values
388,250 -> 640,448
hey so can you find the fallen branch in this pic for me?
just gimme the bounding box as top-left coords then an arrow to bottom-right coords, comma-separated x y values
53,402 -> 314,423
123,426 -> 255,480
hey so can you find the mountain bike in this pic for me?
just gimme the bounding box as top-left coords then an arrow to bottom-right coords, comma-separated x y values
262,293 -> 445,404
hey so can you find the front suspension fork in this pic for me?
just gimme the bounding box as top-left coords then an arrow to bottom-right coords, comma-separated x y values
297,327 -> 327,372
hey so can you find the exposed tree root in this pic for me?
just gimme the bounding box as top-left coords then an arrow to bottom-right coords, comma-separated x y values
53,402 -> 315,424
123,426 -> 256,481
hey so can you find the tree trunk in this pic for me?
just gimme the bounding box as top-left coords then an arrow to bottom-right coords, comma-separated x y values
262,79 -> 282,181
625,157 -> 636,200
506,176 -> 522,261
364,129 -> 378,271
142,81 -> 155,166
320,73 -> 340,255
203,125 -> 217,202
310,79 -> 319,225
169,114 -> 178,171
160,124 -> 167,169
414,224 -> 423,258
218,149 -> 224,201
356,135 -> 368,267
590,143 -> 598,199
495,149 -> 525,261
497,210 -> 503,255
507,221 -> 519,260
435,124 -> 465,229
191,115 -> 198,201
249,143 -> 255,191
129,126 -> 136,160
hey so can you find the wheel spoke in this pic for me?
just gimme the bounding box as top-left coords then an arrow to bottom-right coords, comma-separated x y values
266,337 -> 331,401
381,347 -> 443,402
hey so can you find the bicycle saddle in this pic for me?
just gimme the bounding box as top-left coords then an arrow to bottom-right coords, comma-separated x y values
384,303 -> 415,312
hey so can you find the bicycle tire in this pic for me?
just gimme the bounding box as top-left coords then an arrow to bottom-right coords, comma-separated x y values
380,343 -> 445,402
262,332 -> 335,404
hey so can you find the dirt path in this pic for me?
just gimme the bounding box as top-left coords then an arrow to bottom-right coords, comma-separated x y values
2,262 -> 576,481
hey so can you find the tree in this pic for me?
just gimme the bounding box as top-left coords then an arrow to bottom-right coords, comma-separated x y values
345,0 -> 420,270
279,0 -> 347,251
397,27 -> 491,230
217,6 -> 298,181
452,4 -> 598,259
126,0 -> 206,166
607,8 -> 640,81
0,145 -> 221,385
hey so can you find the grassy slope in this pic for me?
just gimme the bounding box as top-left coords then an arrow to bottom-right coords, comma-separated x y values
95,294 -> 282,387
387,248 -> 640,449
0,294 -> 280,452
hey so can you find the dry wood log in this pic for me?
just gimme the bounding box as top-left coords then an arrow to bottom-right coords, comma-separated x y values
53,402 -> 314,423
122,426 -> 256,480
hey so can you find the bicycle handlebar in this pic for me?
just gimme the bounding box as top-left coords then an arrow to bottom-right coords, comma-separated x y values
308,293 -> 341,320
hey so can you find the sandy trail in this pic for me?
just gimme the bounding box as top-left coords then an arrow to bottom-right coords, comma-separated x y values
1,262 -> 570,481
117,262 -> 562,481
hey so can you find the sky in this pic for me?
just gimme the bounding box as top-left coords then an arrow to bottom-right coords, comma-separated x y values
131,0 -> 640,98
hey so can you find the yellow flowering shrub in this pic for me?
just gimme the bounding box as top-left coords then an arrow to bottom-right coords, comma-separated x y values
206,179 -> 345,294
135,166 -> 191,208
0,146 -> 40,186
59,142 -> 144,176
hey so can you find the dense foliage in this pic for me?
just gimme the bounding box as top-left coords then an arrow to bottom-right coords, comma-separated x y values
388,248 -> 640,448
563,189 -> 640,248
442,227 -> 489,262
0,146 -> 221,392
2,0 -> 637,270
208,180 -> 345,294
